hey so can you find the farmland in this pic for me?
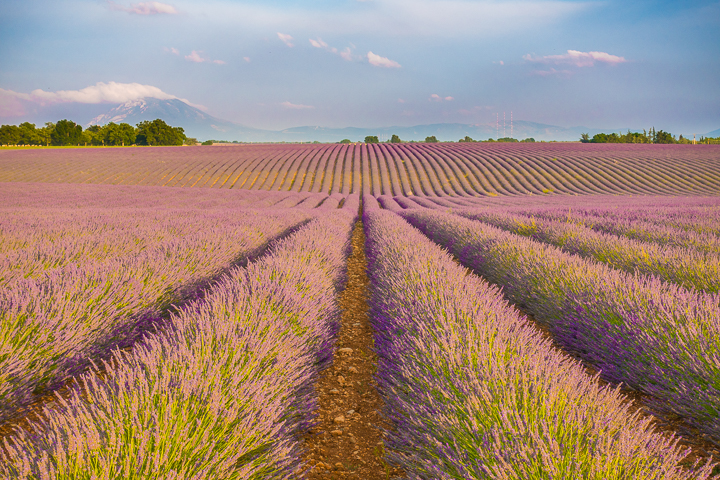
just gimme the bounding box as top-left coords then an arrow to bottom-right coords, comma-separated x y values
2,143 -> 720,479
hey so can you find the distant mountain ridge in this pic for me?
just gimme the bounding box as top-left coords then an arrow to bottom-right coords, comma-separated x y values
85,98 -> 713,143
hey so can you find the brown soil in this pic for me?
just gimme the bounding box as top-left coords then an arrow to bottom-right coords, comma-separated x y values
301,218 -> 403,479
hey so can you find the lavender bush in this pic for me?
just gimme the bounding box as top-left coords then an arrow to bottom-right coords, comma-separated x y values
0,204 -> 312,422
402,208 -> 720,447
457,209 -> 720,293
362,198 -> 713,479
0,207 -> 356,479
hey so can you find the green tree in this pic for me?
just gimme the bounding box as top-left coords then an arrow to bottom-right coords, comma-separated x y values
102,122 -> 136,146
339,139 -> 352,144
654,130 -> 676,144
17,122 -> 41,145
459,136 -> 475,143
520,137 -> 536,143
84,125 -> 103,146
425,135 -> 438,143
51,119 -> 83,146
580,133 -> 590,143
364,135 -> 379,144
184,137 -> 198,145
201,140 -> 214,145
390,134 -> 402,143
0,125 -> 21,145
135,119 -> 186,146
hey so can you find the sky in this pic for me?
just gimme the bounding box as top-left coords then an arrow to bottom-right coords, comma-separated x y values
1,0 -> 719,134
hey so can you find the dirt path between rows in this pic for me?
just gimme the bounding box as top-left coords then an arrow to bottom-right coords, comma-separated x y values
301,217 -> 403,479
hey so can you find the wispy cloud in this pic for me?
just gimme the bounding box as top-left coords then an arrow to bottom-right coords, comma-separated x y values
367,51 -> 401,68
530,68 -> 574,77
277,33 -> 295,47
184,50 -> 226,64
309,38 -> 329,49
243,56 -> 251,63
524,50 -> 627,67
163,46 -> 179,55
107,1 -> 178,15
0,82 -> 203,109
0,89 -> 27,117
280,101 -> 314,109
429,94 -> 453,101
309,38 -> 359,61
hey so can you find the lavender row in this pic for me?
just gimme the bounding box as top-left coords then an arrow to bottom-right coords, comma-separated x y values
362,199 -> 712,478
456,209 -> 720,293
401,208 -> 720,447
0,206 -> 356,479
0,209 -> 311,422
511,202 -> 720,237
508,207 -> 720,255
0,208 -> 265,286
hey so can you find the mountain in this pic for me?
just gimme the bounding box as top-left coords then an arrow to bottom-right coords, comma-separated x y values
705,128 -> 720,138
86,98 -> 632,142
86,98 -> 268,141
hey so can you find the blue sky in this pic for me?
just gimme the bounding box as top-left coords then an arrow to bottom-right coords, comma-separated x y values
1,0 -> 718,134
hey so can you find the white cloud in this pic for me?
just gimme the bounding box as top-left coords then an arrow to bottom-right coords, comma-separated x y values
163,46 -> 179,55
243,56 -> 251,62
445,96 -> 454,101
339,47 -> 354,61
184,50 -> 226,65
367,51 -> 401,68
530,68 -> 574,77
309,38 -> 329,48
185,50 -> 206,63
309,38 -> 358,61
277,33 -> 295,47
429,94 -> 453,102
108,1 -> 178,15
281,101 -> 314,109
1,82 -> 203,109
524,50 -> 627,67
0,89 -> 27,117
493,60 -> 504,65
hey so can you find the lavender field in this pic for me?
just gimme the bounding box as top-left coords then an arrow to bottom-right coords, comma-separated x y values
2,144 -> 720,478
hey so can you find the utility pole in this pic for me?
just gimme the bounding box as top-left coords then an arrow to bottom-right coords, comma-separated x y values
503,112 -> 506,138
511,111 -> 513,140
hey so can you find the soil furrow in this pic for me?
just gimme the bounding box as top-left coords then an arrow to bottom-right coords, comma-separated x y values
302,217 -> 403,479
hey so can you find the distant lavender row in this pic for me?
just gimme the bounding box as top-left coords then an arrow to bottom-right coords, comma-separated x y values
0,208 -> 261,286
549,206 -> 720,237
457,209 -> 720,293
507,207 -> 720,255
362,198 -> 712,479
0,205 -> 357,479
0,209 -> 311,423
3,143 -> 720,196
402,209 -> 720,446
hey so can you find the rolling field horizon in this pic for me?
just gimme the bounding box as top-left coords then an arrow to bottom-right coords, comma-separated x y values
2,143 -> 720,197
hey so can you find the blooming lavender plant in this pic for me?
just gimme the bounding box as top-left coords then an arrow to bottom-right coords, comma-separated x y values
402,208 -> 720,447
362,198 -> 713,479
0,191 -> 315,422
456,209 -> 720,293
0,208 -> 356,479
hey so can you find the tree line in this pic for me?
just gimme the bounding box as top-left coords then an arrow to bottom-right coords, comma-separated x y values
356,135 -> 536,144
580,128 -> 720,145
0,119 -> 190,147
